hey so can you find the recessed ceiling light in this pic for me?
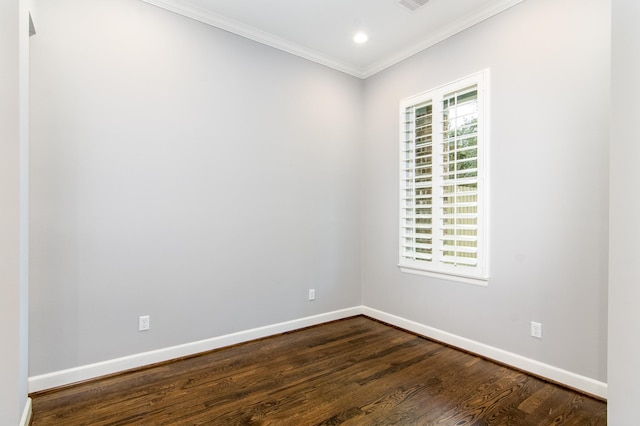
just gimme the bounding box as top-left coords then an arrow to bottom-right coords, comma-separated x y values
353,32 -> 368,44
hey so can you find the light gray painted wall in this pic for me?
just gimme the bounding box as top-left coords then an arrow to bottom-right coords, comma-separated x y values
1,0 -> 29,423
29,0 -> 363,375
362,0 -> 610,382
609,0 -> 640,422
0,2 -> 22,423
29,0 -> 613,393
19,1 -> 33,420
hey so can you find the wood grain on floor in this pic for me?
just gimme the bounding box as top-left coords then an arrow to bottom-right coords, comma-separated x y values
30,316 -> 606,425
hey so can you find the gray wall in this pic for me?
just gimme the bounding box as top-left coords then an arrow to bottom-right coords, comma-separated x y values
609,0 -> 640,422
1,0 -> 30,423
29,0 -> 611,395
361,0 -> 610,382
0,2 -> 22,423
29,0 -> 363,375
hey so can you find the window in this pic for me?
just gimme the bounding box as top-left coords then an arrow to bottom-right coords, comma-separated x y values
399,70 -> 489,285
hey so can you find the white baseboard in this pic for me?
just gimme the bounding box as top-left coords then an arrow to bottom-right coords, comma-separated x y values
361,306 -> 607,400
29,305 -> 607,400
20,397 -> 32,426
28,307 -> 362,393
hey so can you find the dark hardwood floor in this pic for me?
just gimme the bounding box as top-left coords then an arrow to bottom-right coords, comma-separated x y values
30,316 -> 606,425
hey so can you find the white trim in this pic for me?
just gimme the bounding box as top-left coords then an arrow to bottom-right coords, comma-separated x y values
19,4 -> 32,423
398,265 -> 488,287
362,0 -> 524,78
361,306 -> 608,399
139,0 -> 524,79
399,70 -> 490,282
28,307 -> 361,393
139,0 -> 366,78
29,306 -> 607,400
19,398 -> 32,426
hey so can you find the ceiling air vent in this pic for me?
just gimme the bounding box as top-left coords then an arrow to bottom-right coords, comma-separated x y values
396,0 -> 430,12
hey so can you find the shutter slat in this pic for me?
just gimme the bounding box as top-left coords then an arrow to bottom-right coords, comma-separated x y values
441,244 -> 477,254
441,256 -> 477,266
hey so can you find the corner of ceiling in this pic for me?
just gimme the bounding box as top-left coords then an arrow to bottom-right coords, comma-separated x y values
362,0 -> 526,79
140,0 -> 525,80
139,0 -> 368,78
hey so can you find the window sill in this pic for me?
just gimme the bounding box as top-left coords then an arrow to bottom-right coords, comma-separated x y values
398,264 -> 489,287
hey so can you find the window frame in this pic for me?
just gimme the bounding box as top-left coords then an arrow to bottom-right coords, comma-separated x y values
398,69 -> 490,286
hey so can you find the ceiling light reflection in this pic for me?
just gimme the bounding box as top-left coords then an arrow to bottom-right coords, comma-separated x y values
353,32 -> 368,44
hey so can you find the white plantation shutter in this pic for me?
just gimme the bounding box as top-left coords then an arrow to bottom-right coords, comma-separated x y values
401,101 -> 434,263
440,86 -> 479,267
399,70 -> 489,284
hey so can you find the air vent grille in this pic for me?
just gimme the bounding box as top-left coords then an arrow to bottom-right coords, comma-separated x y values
396,0 -> 430,12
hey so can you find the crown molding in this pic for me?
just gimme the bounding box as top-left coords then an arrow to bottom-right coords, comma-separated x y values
140,0 -> 367,78
141,0 -> 525,80
362,0 -> 525,78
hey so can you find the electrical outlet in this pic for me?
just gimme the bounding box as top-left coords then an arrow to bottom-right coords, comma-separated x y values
139,315 -> 150,331
530,321 -> 542,338
309,289 -> 316,301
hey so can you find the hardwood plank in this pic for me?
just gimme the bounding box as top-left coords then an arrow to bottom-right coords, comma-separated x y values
30,316 -> 606,425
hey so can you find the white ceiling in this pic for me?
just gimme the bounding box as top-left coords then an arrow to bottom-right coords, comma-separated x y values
141,0 -> 525,78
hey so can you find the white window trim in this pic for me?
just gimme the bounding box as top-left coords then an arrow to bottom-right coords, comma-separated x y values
398,69 -> 490,286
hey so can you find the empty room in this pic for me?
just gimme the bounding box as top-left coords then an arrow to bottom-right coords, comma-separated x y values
1,0 -> 639,424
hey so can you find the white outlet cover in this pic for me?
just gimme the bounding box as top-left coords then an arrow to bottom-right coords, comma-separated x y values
139,315 -> 150,331
530,321 -> 542,338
